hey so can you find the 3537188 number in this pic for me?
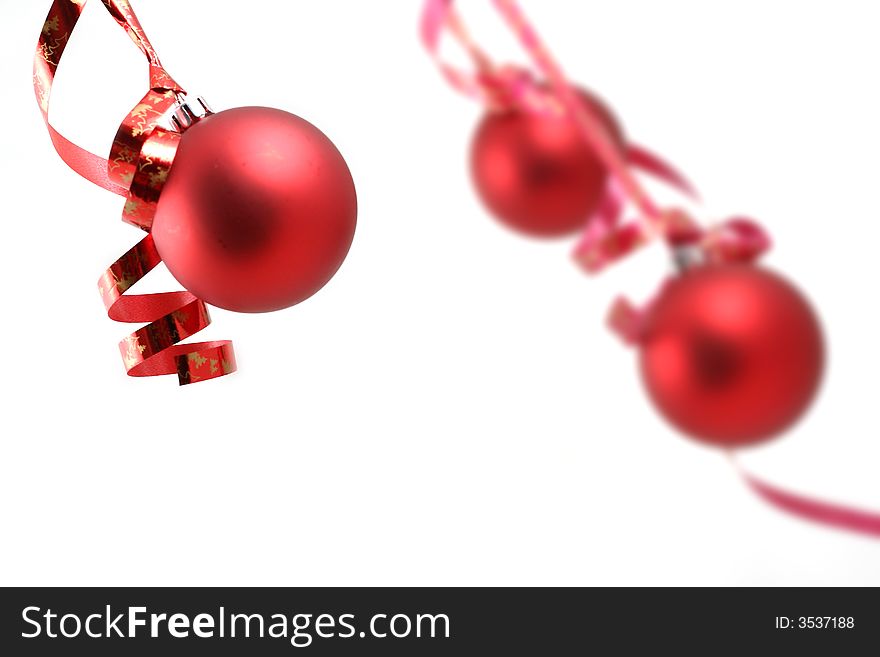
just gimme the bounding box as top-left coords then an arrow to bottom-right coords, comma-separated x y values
798,617 -> 854,629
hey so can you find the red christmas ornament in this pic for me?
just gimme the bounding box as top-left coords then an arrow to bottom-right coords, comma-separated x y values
470,91 -> 620,237
151,106 -> 357,313
639,264 -> 824,446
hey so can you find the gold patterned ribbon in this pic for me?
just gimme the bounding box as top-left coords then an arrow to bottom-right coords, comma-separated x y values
35,0 -> 236,384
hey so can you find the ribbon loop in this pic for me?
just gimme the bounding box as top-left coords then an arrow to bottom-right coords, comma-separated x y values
702,217 -> 772,264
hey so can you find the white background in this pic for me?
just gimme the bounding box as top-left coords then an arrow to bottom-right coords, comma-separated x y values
1,0 -> 878,586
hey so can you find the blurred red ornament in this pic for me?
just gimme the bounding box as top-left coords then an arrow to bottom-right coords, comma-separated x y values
639,264 -> 824,446
152,106 -> 357,313
470,91 -> 620,237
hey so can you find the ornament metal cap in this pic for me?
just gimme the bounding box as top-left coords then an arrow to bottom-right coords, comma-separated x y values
170,95 -> 213,132
672,244 -> 706,272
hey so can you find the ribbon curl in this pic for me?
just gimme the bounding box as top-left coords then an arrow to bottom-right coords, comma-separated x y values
35,0 -> 235,385
98,234 -> 235,383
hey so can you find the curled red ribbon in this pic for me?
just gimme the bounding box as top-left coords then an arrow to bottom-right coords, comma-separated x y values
423,0 -> 880,539
35,0 -> 235,384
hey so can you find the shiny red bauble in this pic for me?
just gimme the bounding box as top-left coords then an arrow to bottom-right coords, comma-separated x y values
639,264 -> 824,446
152,106 -> 357,313
470,90 -> 620,237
